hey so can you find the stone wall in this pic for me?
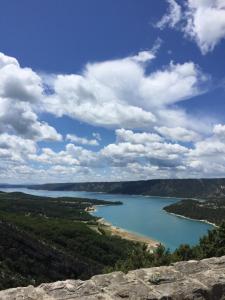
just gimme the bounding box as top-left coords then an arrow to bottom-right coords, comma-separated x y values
1,256 -> 225,299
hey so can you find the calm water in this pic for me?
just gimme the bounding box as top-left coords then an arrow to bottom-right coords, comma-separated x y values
0,187 -> 213,250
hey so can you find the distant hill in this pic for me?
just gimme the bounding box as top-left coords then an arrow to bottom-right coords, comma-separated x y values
164,197 -> 225,226
0,184 -> 25,188
26,178 -> 225,199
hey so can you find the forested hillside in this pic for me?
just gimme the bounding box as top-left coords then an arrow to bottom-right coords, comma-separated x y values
27,178 -> 225,199
0,192 -> 140,289
164,197 -> 225,226
1,191 -> 225,291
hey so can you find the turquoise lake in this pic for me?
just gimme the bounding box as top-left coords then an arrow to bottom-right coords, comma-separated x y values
0,188 -> 213,250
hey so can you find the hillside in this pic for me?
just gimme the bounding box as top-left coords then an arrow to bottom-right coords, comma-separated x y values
27,178 -> 225,199
0,192 -> 144,290
2,191 -> 225,291
164,197 -> 225,226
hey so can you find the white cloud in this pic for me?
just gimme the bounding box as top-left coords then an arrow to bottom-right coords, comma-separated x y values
0,101 -> 62,141
184,0 -> 225,54
101,134 -> 188,168
157,0 -> 225,54
44,55 -> 207,131
130,50 -> 156,63
0,53 -> 43,102
156,0 -> 182,29
4,124 -> 225,182
213,123 -> 225,139
186,124 -> 225,177
29,147 -> 80,166
155,126 -> 200,142
0,52 -> 19,68
139,62 -> 206,107
30,143 -> 97,167
0,52 -> 62,141
66,133 -> 99,146
44,51 -> 157,129
116,128 -> 162,144
0,133 -> 36,163
0,51 -> 224,182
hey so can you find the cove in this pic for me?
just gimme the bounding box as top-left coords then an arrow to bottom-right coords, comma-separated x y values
0,188 -> 213,250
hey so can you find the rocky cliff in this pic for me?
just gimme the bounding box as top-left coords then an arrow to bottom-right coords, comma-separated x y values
1,256 -> 225,299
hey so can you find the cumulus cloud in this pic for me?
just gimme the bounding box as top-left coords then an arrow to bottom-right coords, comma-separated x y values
0,60 -> 42,103
36,123 -> 225,180
66,133 -> 99,146
101,129 -> 188,169
116,128 -> 162,144
30,143 -> 97,167
157,0 -> 225,54
0,133 -> 36,163
0,102 -> 62,141
213,123 -> 225,139
186,123 -> 225,177
44,54 -> 207,131
29,147 -> 79,166
155,126 -> 200,142
101,142 -> 188,167
0,51 -> 223,182
4,124 -> 225,182
0,52 -> 62,141
0,52 -> 19,68
185,0 -> 225,54
139,61 -> 206,107
44,51 -> 157,129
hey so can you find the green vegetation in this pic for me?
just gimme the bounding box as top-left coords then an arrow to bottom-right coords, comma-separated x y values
164,198 -> 225,225
0,191 -> 122,221
0,192 -> 143,290
109,222 -> 225,273
27,178 -> 225,199
1,191 -> 225,291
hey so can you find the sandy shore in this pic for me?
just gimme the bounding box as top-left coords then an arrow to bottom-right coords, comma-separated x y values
85,205 -> 97,212
97,218 -> 159,251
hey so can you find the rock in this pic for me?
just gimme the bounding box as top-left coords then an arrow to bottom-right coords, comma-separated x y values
1,256 -> 225,299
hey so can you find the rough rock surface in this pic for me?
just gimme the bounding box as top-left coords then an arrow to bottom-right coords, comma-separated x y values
1,256 -> 225,299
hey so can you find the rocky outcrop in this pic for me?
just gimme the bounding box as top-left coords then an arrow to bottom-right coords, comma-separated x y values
1,256 -> 225,299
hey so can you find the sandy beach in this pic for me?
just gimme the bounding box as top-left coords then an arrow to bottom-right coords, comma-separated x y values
85,205 -> 97,212
97,218 -> 159,251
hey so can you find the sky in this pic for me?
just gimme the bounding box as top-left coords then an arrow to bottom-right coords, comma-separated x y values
0,0 -> 225,183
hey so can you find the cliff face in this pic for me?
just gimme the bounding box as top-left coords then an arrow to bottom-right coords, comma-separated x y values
1,256 -> 225,300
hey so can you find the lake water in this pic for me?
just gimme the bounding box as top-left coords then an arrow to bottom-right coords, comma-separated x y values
0,187 -> 213,250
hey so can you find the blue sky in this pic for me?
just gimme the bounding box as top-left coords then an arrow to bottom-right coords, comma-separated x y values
0,0 -> 225,183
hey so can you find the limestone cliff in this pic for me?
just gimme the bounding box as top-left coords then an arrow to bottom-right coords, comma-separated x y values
1,256 -> 225,299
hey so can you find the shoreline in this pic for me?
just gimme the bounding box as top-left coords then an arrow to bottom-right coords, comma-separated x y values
23,187 -> 208,202
164,210 -> 217,227
3,187 -> 209,208
97,217 -> 159,251
87,204 -> 160,251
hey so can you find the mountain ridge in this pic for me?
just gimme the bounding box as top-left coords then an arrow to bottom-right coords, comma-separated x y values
24,178 -> 225,199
